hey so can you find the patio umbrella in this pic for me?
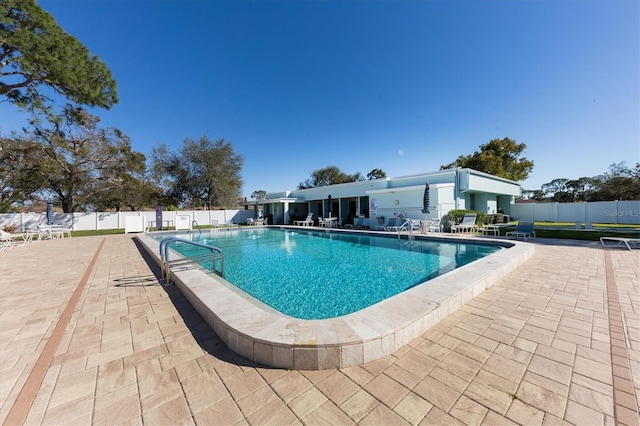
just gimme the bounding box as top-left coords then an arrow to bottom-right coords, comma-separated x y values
46,200 -> 54,225
327,194 -> 332,217
421,183 -> 430,214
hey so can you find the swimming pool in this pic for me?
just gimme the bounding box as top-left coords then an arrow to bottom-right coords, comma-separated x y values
137,227 -> 535,369
152,228 -> 501,319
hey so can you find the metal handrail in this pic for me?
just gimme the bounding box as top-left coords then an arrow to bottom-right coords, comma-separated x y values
190,220 -> 202,235
159,237 -> 224,283
398,218 -> 419,240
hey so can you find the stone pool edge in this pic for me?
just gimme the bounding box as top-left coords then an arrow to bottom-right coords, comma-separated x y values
136,230 -> 535,370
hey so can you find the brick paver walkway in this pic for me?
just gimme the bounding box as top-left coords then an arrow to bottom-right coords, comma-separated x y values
0,234 -> 638,425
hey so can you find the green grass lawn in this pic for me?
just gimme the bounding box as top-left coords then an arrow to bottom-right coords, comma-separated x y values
497,222 -> 640,241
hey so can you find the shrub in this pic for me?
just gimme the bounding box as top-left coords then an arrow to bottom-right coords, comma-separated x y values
445,209 -> 485,230
2,224 -> 18,233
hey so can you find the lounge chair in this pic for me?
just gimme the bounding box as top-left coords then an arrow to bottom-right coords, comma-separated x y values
600,237 -> 640,250
385,217 -> 408,232
1,229 -> 37,246
294,213 -> 313,227
451,214 -> 478,233
506,220 -> 535,240
0,230 -> 17,251
375,217 -> 396,231
354,218 -> 368,229
404,219 -> 422,232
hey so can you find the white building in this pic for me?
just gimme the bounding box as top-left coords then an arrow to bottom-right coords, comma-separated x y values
251,168 -> 521,228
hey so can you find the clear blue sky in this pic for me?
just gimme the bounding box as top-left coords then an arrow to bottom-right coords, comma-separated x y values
1,0 -> 638,199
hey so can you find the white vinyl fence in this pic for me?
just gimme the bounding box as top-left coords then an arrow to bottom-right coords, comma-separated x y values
0,209 -> 254,233
510,200 -> 640,225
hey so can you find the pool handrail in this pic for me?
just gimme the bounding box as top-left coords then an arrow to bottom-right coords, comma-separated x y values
190,220 -> 202,235
159,237 -> 224,283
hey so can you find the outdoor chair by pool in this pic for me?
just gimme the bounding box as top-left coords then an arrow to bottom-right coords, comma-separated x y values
405,219 -> 422,232
451,213 -> 478,233
354,218 -> 368,229
375,217 -> 397,231
506,220 -> 535,240
0,230 -> 17,251
294,213 -> 313,226
318,217 -> 329,227
425,218 -> 443,233
385,217 -> 409,232
600,237 -> 640,250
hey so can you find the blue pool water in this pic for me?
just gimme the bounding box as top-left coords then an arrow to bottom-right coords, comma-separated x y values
155,228 -> 500,320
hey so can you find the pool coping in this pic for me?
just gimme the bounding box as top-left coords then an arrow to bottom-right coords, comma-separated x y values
136,227 -> 535,369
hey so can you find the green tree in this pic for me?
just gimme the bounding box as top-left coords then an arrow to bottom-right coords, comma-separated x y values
541,178 -> 571,202
298,166 -> 364,189
440,137 -> 534,181
0,0 -> 117,111
22,105 -> 138,212
520,189 -> 545,201
152,136 -> 244,208
0,132 -> 45,211
536,162 -> 640,202
366,168 -> 387,180
89,151 -> 162,211
565,177 -> 597,202
251,190 -> 266,201
590,162 -> 640,201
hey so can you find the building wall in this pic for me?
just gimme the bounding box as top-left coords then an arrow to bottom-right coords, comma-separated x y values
258,168 -> 521,227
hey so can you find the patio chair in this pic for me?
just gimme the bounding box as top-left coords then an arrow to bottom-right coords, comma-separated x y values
599,237 -> 640,250
0,230 -> 17,251
385,217 -> 408,232
354,218 -> 368,229
425,218 -> 443,233
405,218 -> 422,232
375,217 -> 395,231
294,213 -> 313,226
451,213 -> 478,233
506,220 -> 535,240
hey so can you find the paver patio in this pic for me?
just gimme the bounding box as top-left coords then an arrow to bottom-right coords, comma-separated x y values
0,233 -> 638,425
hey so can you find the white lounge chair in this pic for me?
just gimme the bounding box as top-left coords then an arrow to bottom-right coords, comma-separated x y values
0,230 -> 17,251
294,213 -> 313,226
1,229 -> 36,246
506,220 -> 535,240
451,214 -> 478,233
600,237 -> 640,250
404,219 -> 422,232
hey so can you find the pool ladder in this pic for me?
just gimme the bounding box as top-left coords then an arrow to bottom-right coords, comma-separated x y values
190,220 -> 202,235
159,237 -> 224,284
398,219 -> 417,240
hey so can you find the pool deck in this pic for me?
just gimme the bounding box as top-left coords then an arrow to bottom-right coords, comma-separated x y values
1,233 -> 638,425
